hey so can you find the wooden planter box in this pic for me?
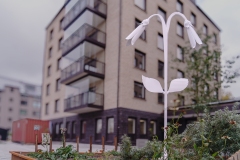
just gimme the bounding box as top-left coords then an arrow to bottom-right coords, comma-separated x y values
9,152 -> 36,160
10,151 -> 104,160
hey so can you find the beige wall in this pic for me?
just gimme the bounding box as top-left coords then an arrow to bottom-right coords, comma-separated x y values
0,86 -> 41,130
118,0 -> 221,114
41,0 -> 221,118
41,7 -> 76,120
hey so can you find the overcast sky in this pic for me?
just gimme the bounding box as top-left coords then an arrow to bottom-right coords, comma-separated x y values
0,0 -> 240,97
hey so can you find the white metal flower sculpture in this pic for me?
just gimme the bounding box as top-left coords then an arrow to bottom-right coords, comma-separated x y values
126,12 -> 202,140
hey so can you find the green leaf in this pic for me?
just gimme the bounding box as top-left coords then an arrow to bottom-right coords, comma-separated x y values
193,143 -> 199,152
212,151 -> 218,157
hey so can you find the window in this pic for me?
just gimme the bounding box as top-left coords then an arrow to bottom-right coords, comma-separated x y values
204,84 -> 209,94
150,121 -> 156,135
50,29 -> 53,40
66,122 -> 70,134
214,89 -> 218,100
46,84 -> 50,96
10,87 -> 14,92
158,7 -> 166,22
203,24 -> 208,35
60,18 -> 64,30
49,47 -> 52,59
158,93 -> 164,104
134,0 -> 146,11
214,51 -> 218,62
58,37 -> 63,50
192,99 -> 196,104
158,61 -> 164,78
72,121 -> 76,134
135,19 -> 146,40
190,12 -> 196,26
56,78 -> 61,91
55,99 -> 60,113
140,119 -> 147,135
9,98 -> 13,102
81,121 -> 87,134
177,45 -> 184,61
20,109 -> 27,116
33,101 -> 41,108
128,118 -> 136,134
96,119 -> 102,134
192,78 -> 196,89
9,108 -> 12,112
107,117 -> 114,134
178,95 -> 185,106
57,58 -> 61,71
158,33 -> 164,50
213,33 -> 217,44
32,111 -> 39,116
47,65 -> 51,77
21,100 -> 28,105
134,82 -> 145,99
177,22 -> 184,38
45,103 -> 49,115
55,123 -> 59,134
177,70 -> 184,78
8,118 -> 12,122
134,50 -> 145,70
214,71 -> 218,80
176,0 -> 183,13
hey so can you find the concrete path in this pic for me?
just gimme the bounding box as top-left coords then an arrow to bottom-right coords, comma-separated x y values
0,141 -> 116,160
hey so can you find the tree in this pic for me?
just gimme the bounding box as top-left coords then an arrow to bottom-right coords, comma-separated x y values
174,34 -> 240,116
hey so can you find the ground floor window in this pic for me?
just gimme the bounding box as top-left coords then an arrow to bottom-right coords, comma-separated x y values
96,119 -> 102,134
81,121 -> 86,134
128,118 -> 136,134
55,123 -> 59,134
140,119 -> 147,135
150,121 -> 156,135
72,121 -> 76,135
107,117 -> 114,134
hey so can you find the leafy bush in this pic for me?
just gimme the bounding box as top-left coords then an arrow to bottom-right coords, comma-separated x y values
177,103 -> 240,159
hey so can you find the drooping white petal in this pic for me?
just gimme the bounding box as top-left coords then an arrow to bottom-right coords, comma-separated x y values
131,26 -> 146,45
186,27 -> 196,48
126,25 -> 143,40
126,19 -> 149,46
190,27 -> 202,45
142,75 -> 164,93
184,20 -> 202,48
168,78 -> 188,93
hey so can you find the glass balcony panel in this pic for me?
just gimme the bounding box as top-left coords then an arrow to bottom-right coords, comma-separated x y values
61,56 -> 104,83
62,23 -> 106,56
62,0 -> 107,30
63,10 -> 106,41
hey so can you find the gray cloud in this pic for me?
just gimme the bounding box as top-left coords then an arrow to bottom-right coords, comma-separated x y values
197,0 -> 240,98
0,0 -> 64,85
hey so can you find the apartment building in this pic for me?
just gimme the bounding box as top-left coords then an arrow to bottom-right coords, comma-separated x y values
0,76 -> 41,131
41,0 -> 221,144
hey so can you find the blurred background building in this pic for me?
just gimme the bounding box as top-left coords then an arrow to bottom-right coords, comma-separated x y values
0,76 -> 41,132
41,0 -> 220,144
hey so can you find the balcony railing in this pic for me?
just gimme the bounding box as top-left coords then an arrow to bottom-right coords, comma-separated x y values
61,56 -> 105,83
62,0 -> 107,30
62,24 -> 106,56
64,91 -> 104,112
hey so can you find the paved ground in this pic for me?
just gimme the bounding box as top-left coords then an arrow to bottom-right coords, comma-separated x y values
0,141 -> 116,160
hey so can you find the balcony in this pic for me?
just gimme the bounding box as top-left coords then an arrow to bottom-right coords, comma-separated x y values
64,91 -> 104,113
62,24 -> 106,56
61,56 -> 105,84
62,0 -> 107,30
